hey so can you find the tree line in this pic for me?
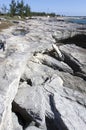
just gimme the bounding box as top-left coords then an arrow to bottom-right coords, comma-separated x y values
0,0 -> 31,17
0,0 -> 58,17
10,0 -> 31,17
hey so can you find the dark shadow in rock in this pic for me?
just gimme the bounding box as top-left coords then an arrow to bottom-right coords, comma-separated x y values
20,78 -> 25,83
26,79 -> 32,86
75,72 -> 86,81
45,116 -> 57,130
12,101 -> 36,129
59,51 -> 86,80
62,53 -> 81,73
12,29 -> 29,36
59,34 -> 86,48
43,77 -> 50,84
46,94 -> 68,130
43,49 -> 60,61
19,78 -> 32,86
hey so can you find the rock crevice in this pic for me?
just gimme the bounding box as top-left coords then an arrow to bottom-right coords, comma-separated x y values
0,17 -> 86,130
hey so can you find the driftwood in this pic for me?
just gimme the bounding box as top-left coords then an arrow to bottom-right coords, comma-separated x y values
35,53 -> 73,74
52,44 -> 64,61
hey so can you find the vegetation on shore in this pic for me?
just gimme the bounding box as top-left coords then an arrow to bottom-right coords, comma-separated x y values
0,0 -> 59,18
0,0 -> 59,31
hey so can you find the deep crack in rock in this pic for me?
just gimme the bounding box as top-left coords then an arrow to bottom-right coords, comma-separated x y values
59,34 -> 86,48
12,101 -> 34,129
20,78 -> 32,86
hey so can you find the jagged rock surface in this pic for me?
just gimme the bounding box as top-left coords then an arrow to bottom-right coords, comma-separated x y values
14,56 -> 86,130
34,53 -> 73,73
0,17 -> 86,130
14,85 -> 46,128
59,44 -> 86,79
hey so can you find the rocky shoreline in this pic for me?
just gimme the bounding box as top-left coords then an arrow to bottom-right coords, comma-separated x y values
0,17 -> 86,130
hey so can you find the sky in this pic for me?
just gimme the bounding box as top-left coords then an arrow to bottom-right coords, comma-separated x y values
0,0 -> 86,16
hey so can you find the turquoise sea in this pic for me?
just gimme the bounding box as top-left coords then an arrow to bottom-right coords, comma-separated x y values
68,18 -> 86,24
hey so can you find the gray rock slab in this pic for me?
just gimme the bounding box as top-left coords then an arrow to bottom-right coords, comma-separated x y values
59,44 -> 86,78
0,17 -> 86,130
12,112 -> 23,130
35,53 -> 73,74
17,56 -> 86,130
44,74 -> 86,130
58,72 -> 86,93
14,85 -> 45,127
25,126 -> 41,130
0,28 -> 31,130
23,56 -> 86,94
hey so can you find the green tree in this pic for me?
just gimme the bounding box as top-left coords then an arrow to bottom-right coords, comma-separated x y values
16,0 -> 25,17
24,4 -> 31,17
10,0 -> 16,16
9,0 -> 31,17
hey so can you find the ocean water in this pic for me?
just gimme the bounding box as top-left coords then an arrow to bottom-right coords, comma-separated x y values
68,18 -> 86,24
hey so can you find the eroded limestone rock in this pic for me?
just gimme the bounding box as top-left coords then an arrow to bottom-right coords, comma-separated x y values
59,44 -> 86,79
0,17 -> 86,130
25,126 -> 42,130
12,112 -> 23,130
